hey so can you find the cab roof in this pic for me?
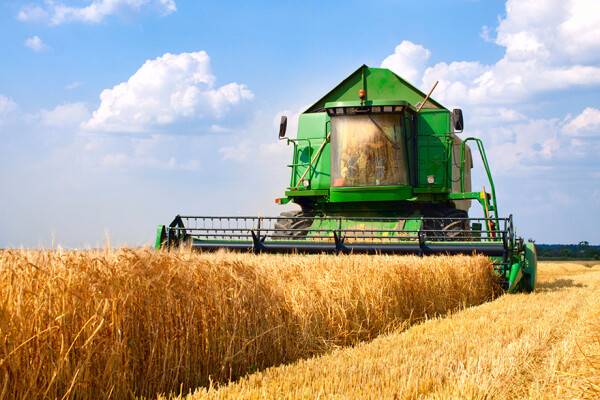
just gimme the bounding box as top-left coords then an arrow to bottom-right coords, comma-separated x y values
305,64 -> 445,113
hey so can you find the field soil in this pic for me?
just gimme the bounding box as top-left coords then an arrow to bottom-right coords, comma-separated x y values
185,262 -> 600,400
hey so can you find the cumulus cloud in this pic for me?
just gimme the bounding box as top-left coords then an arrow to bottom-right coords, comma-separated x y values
216,108 -> 304,165
219,137 -> 291,165
478,118 -> 563,173
17,4 -> 48,22
563,107 -> 600,136
17,0 -> 176,25
381,41 -> 431,84
495,0 -> 600,64
83,51 -> 254,133
0,95 -> 17,114
396,0 -> 600,106
466,107 -> 526,127
82,133 -> 202,171
0,95 -> 17,125
377,0 -> 600,177
24,35 -> 47,52
39,103 -> 90,127
468,106 -> 600,176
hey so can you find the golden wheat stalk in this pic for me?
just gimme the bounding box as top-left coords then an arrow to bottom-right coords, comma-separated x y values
179,262 -> 600,400
0,249 -> 498,399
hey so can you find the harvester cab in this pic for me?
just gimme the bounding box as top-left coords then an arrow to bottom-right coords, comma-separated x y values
156,65 -> 537,293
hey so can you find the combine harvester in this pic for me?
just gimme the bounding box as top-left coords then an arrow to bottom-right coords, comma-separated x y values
156,65 -> 537,293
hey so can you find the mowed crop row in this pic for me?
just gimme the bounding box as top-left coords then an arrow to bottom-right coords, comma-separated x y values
181,262 -> 600,400
0,250 -> 498,399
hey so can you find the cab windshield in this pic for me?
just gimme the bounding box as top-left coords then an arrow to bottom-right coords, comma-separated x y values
330,113 -> 409,187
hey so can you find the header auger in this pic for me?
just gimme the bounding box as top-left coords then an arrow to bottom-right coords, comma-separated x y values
156,65 -> 537,293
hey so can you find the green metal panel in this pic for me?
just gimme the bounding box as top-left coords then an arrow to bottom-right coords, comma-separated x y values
324,99 -> 415,110
417,110 -> 451,190
522,242 -> 538,292
448,191 -> 484,201
291,113 -> 331,190
306,66 -> 445,113
154,225 -> 165,250
507,262 -> 524,293
297,112 -> 328,140
285,189 -> 329,197
329,185 -> 413,203
305,217 -> 423,238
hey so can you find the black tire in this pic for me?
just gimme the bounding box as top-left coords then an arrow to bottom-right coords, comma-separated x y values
423,209 -> 469,240
272,210 -> 313,239
441,209 -> 470,240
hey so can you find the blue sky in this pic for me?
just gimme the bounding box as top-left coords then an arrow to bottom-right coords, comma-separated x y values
1,0 -> 599,247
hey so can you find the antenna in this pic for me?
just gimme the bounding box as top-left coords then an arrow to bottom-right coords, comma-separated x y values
417,80 -> 439,112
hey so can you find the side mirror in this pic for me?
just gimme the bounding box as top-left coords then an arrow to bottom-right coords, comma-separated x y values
452,109 -> 464,132
278,115 -> 288,139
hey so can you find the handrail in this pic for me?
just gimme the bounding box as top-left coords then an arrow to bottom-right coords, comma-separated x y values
287,120 -> 331,188
293,132 -> 330,188
460,137 -> 500,227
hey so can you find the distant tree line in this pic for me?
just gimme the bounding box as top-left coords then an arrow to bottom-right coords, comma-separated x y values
534,242 -> 600,260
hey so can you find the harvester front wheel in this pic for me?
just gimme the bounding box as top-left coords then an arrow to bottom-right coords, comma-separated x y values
272,210 -> 313,239
423,209 -> 470,240
440,209 -> 470,239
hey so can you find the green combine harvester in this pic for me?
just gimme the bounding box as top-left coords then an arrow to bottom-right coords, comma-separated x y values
156,65 -> 537,293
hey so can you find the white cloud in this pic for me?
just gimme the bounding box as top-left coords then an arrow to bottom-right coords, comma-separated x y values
258,142 -> 288,158
559,0 -> 600,63
495,0 -> 600,64
420,61 -> 488,107
470,107 -> 600,175
39,103 -> 90,127
480,118 -> 562,173
467,107 -> 526,127
17,0 -> 176,25
377,1 -> 600,178
17,4 -> 48,22
0,95 -> 17,114
83,133 -> 201,171
99,152 -> 199,170
218,137 -> 290,165
422,58 -> 600,107
405,0 -> 600,106
479,25 -> 494,43
563,107 -> 600,136
216,108 -> 303,165
83,51 -> 254,133
219,141 -> 251,162
207,124 -> 233,134
380,40 -> 431,84
0,95 -> 17,125
65,81 -> 82,90
24,35 -> 47,52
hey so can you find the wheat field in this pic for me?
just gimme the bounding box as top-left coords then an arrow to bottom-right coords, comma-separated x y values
0,249 -> 498,399
179,262 -> 600,400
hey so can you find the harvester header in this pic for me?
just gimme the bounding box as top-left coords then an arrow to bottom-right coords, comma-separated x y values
156,65 -> 537,293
